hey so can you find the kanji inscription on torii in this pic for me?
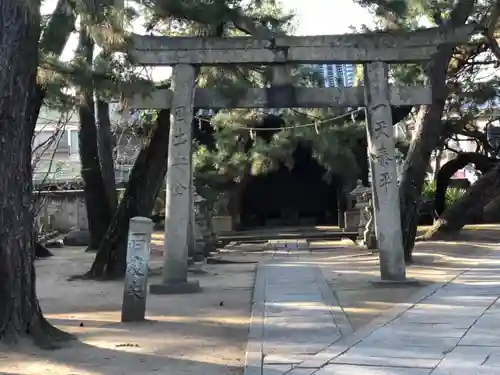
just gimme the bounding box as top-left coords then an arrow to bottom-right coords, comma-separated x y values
171,105 -> 190,146
373,120 -> 391,139
375,145 -> 393,169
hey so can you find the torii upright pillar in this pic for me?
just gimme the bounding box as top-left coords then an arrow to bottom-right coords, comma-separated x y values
150,64 -> 201,294
364,61 -> 406,281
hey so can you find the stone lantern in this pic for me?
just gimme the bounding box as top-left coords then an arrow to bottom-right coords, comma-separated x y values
345,180 -> 376,248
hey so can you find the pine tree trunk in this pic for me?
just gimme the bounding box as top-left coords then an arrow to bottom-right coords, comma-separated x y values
31,0 -> 75,132
399,99 -> 449,263
420,163 -> 500,240
35,242 -> 53,258
77,28 -> 113,251
482,190 -> 500,222
433,149 -> 444,180
83,110 -> 171,279
398,0 -> 474,263
0,0 -> 72,345
96,100 -> 118,212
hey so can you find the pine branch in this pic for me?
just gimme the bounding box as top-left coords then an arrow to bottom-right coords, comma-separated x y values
459,125 -> 496,155
40,55 -> 152,95
34,0 -> 77,110
143,0 -> 279,39
354,0 -> 408,29
40,0 -> 76,54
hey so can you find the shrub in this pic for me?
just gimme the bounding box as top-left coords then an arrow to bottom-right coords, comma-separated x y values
421,180 -> 466,207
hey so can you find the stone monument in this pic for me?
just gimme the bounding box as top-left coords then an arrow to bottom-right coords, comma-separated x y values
121,216 -> 153,322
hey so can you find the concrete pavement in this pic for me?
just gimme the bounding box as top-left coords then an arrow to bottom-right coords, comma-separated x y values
244,245 -> 500,375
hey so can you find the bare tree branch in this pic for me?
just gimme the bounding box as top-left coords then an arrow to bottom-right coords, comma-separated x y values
32,111 -> 72,166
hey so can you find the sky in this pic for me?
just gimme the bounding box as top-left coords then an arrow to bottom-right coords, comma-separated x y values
283,0 -> 373,35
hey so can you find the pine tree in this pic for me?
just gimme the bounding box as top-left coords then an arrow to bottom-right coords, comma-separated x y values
80,0 -> 371,277
41,1 -> 149,251
355,0 -> 500,260
193,108 -> 367,226
72,0 -> 422,277
0,0 -> 74,346
39,0 -> 157,259
74,23 -> 115,251
82,0 -> 301,278
188,0 -> 366,227
418,2 -> 500,240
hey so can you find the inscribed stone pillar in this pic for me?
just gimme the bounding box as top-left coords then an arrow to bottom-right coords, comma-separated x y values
149,64 -> 201,294
121,216 -> 153,322
363,62 -> 406,281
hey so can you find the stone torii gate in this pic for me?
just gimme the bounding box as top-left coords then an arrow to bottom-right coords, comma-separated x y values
128,25 -> 473,293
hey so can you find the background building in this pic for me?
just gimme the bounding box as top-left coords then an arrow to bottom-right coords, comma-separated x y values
33,104 -> 140,186
320,64 -> 356,87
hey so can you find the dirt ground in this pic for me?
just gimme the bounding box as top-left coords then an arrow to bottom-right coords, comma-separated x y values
1,225 -> 499,374
315,226 -> 500,330
0,247 -> 255,375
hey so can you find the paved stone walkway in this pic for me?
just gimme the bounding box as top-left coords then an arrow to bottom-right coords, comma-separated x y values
244,248 -> 354,375
244,248 -> 500,375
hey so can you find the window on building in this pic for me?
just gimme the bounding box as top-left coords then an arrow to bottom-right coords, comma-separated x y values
69,129 -> 79,155
33,130 -> 69,155
33,131 -> 52,150
56,130 -> 69,153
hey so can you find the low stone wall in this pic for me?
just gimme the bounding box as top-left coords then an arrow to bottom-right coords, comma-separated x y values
34,189 -> 217,254
35,190 -> 88,232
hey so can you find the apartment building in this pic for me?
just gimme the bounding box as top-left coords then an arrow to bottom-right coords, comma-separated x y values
33,104 -> 141,186
321,64 -> 355,88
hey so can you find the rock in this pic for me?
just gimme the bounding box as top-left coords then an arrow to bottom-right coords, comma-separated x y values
63,229 -> 91,246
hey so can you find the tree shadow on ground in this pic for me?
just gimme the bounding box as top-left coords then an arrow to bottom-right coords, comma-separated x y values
47,316 -> 250,343
1,338 -> 245,375
25,247 -> 256,375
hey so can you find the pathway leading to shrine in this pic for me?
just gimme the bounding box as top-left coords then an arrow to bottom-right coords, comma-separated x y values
244,243 -> 500,375
244,245 -> 354,375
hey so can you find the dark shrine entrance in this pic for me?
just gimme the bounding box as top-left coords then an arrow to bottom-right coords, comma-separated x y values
240,144 -> 339,228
